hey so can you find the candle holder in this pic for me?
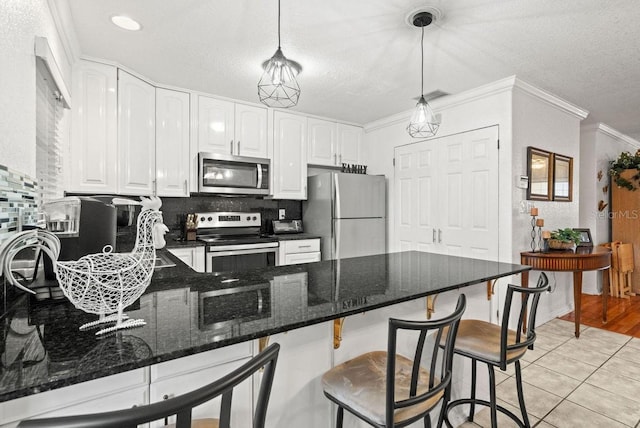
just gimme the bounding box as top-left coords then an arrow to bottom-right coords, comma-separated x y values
530,214 -> 537,251
537,226 -> 543,252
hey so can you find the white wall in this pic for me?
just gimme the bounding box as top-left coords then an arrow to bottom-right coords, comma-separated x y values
0,0 -> 77,176
580,123 -> 640,294
363,76 -> 589,324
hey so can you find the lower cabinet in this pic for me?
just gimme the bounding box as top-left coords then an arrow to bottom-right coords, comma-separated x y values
0,369 -> 149,428
278,238 -> 321,266
168,246 -> 205,272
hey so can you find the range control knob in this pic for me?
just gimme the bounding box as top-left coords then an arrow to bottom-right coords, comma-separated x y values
200,217 -> 205,222
246,216 -> 251,221
208,216 -> 213,222
252,216 -> 257,221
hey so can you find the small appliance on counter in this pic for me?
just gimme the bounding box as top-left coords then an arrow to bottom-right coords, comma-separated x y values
42,197 -> 116,278
271,219 -> 303,235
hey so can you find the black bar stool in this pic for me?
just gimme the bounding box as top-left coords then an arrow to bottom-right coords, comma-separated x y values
322,294 -> 466,428
444,272 -> 550,428
17,343 -> 280,428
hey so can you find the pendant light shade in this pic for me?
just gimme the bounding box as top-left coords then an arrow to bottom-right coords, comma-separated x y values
407,12 -> 440,138
258,0 -> 301,108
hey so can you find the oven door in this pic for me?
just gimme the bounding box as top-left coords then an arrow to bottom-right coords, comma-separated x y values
206,247 -> 277,273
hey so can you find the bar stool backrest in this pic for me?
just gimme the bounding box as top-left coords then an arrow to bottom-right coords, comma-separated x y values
385,294 -> 466,427
500,272 -> 549,370
17,343 -> 280,428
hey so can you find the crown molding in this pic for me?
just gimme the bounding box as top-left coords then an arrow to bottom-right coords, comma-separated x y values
581,122 -> 640,147
364,75 -> 589,133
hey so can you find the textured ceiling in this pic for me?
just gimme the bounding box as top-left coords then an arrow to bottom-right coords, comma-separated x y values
60,0 -> 640,140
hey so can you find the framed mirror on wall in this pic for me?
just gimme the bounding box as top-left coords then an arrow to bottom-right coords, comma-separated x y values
553,153 -> 573,201
526,147 -> 553,201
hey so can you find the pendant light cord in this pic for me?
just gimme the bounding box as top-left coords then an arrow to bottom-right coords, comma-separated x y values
420,25 -> 424,97
277,0 -> 281,48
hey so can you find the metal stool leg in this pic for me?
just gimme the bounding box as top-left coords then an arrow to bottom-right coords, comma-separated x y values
515,360 -> 531,427
469,359 -> 477,422
488,365 -> 498,428
336,406 -> 344,428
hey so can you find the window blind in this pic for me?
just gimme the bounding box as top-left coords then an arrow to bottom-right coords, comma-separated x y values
35,58 -> 64,204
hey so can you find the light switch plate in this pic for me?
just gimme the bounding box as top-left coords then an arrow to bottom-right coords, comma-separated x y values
278,209 -> 286,220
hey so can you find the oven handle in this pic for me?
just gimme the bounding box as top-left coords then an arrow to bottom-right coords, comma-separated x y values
207,247 -> 277,257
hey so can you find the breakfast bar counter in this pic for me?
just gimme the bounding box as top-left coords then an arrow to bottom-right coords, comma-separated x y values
0,251 -> 529,426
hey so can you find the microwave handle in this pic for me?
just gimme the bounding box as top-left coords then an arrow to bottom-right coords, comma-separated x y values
257,164 -> 263,189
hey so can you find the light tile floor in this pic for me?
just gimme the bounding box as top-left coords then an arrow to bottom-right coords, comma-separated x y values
457,318 -> 640,427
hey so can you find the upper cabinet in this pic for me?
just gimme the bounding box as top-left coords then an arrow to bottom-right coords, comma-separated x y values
69,60 -> 190,196
117,70 -> 156,195
69,61 -> 118,193
272,111 -> 307,200
197,96 -> 268,158
307,119 -> 362,167
156,88 -> 190,197
336,123 -> 362,166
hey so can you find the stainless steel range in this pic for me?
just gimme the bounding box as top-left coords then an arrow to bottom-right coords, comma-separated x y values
196,212 -> 278,273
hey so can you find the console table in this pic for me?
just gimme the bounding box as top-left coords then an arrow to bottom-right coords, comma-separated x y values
520,246 -> 611,338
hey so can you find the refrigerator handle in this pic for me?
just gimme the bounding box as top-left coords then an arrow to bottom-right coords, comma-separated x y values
335,219 -> 341,260
334,174 -> 341,218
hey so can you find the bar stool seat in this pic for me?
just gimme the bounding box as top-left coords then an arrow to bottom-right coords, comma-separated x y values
453,321 -> 527,363
322,294 -> 466,428
322,351 -> 444,426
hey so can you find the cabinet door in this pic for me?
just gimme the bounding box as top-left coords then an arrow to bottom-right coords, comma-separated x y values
118,70 -> 156,195
168,247 -> 204,272
272,111 -> 307,199
156,88 -> 190,197
69,60 -> 118,193
336,123 -> 362,166
234,103 -> 268,158
198,96 -> 234,155
307,118 -> 337,166
192,246 -> 205,273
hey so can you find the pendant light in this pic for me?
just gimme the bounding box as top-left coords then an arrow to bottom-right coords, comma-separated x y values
258,0 -> 301,108
406,12 -> 440,138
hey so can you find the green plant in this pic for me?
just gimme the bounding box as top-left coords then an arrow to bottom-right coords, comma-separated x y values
550,228 -> 581,245
609,150 -> 640,191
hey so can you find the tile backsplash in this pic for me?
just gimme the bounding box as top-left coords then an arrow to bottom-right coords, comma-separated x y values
0,164 -> 39,244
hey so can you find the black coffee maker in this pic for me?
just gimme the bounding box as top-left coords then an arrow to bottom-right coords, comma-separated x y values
43,197 -> 117,278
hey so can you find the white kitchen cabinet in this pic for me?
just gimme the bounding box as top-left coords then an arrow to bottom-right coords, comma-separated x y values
156,88 -> 190,197
149,344 -> 253,427
168,246 -> 205,272
278,238 -> 321,266
272,111 -> 307,200
118,70 -> 156,196
198,96 -> 268,158
308,120 -> 363,167
336,123 -> 362,166
69,60 -> 118,193
307,118 -> 337,167
0,368 -> 149,427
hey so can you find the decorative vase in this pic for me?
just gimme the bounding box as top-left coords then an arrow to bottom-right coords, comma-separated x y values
548,239 -> 575,250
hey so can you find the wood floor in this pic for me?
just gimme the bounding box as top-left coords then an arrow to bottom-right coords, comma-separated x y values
559,293 -> 640,337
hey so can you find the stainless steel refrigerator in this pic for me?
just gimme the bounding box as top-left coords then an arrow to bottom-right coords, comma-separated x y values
303,173 -> 386,260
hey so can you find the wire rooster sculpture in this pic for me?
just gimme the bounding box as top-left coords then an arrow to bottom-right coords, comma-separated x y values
0,197 -> 168,335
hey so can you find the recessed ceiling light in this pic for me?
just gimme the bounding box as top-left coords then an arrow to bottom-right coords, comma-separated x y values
111,15 -> 142,31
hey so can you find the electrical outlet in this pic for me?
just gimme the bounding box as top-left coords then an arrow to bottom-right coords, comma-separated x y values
278,209 -> 286,220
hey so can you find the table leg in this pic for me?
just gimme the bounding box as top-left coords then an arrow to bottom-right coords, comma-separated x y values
602,267 -> 609,323
573,271 -> 583,338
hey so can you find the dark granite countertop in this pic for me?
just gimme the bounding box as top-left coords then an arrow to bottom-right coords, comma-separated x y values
0,251 -> 529,402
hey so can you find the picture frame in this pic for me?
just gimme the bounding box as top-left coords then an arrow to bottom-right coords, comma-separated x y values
553,153 -> 573,201
573,228 -> 593,247
526,147 -> 553,201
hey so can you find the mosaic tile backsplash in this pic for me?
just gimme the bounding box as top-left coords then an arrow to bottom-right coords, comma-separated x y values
0,164 -> 39,244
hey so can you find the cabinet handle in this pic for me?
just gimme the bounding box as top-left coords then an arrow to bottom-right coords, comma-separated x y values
163,394 -> 169,400
432,229 -> 436,243
184,179 -> 188,195
162,395 -> 170,425
153,179 -> 157,196
334,153 -> 337,165
237,140 -> 240,155
298,245 -> 311,248
230,140 -> 234,155
339,154 -> 342,164
438,229 -> 442,243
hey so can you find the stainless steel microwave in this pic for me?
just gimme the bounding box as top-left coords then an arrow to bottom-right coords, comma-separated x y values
198,153 -> 270,195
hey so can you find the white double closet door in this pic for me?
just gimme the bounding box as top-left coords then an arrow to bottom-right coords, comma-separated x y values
394,126 -> 499,261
